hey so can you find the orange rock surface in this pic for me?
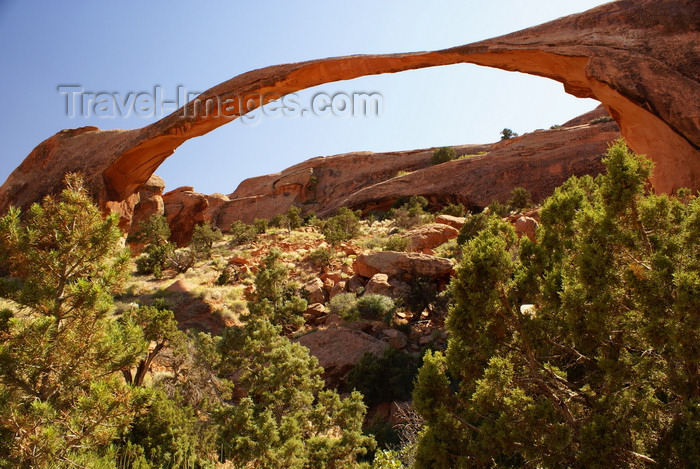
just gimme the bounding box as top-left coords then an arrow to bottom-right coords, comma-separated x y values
0,0 -> 696,221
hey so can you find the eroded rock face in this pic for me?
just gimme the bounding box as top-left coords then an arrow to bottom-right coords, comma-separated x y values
162,187 -> 209,246
295,328 -> 389,388
353,252 -> 455,281
335,120 -> 619,214
403,223 -> 459,253
0,0 -> 695,221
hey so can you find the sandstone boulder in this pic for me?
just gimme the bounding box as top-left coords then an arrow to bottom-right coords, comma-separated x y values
404,223 -> 459,253
364,273 -> 411,299
435,214 -> 466,230
353,251 -> 454,281
303,277 -> 327,304
514,216 -> 539,242
295,327 -> 389,387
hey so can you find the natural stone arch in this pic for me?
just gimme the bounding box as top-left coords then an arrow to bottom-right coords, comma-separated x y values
1,0 -> 697,220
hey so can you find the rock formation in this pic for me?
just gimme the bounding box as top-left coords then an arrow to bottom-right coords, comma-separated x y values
1,0 -> 696,222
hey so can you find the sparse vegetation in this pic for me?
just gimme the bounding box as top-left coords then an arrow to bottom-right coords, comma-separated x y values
500,127 -> 519,140
430,146 -> 457,165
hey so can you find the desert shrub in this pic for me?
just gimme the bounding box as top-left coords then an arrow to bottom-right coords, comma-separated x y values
309,247 -> 333,267
589,115 -> 614,124
286,206 -> 302,231
328,292 -> 359,320
228,220 -> 257,246
269,214 -> 285,228
390,196 -> 433,229
439,203 -> 467,217
135,243 -> 174,279
190,222 -> 222,258
252,218 -> 268,234
322,207 -> 362,245
486,199 -> 509,217
430,147 -> 456,165
356,294 -> 396,323
383,235 -> 410,252
508,186 -> 533,211
500,128 -> 518,140
167,248 -> 196,273
347,348 -> 419,408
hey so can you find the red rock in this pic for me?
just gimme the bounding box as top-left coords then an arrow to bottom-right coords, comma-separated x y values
162,187 -> 208,246
364,273 -> 411,299
514,216 -> 539,242
3,0 -> 696,223
434,214 -> 466,230
295,327 -> 389,387
303,277 -> 326,304
165,279 -> 193,293
228,256 -> 251,266
353,251 -> 454,280
404,223 -> 459,253
346,274 -> 366,293
129,174 -> 165,235
329,280 -> 347,299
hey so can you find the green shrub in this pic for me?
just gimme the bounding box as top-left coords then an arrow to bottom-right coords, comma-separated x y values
589,115 -> 614,124
500,128 -> 518,140
309,247 -> 333,267
356,294 -> 395,323
486,199 -> 509,217
439,203 -> 467,217
269,214 -> 285,228
190,222 -> 222,258
347,348 -> 419,407
286,206 -> 302,231
430,147 -> 456,165
383,235 -> 410,252
252,218 -> 268,234
228,220 -> 257,246
328,292 -> 359,321
508,187 -> 533,211
390,196 -> 433,229
322,207 -> 362,245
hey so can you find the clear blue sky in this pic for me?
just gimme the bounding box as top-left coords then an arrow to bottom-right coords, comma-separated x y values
0,0 -> 609,195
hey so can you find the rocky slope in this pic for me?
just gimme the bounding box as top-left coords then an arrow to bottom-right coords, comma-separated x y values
132,106 -> 617,239
0,0 -> 696,226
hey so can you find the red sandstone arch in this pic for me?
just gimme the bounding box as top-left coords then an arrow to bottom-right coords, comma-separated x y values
1,0 -> 697,218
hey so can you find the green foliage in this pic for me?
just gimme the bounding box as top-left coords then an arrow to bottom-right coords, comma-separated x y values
348,348 -> 419,408
486,198 -> 509,217
500,128 -> 518,140
439,203 -> 467,217
322,207 -> 362,246
589,115 -> 614,124
190,222 -> 222,258
0,174 -> 146,467
228,220 -> 257,246
508,186 -> 533,211
269,213 -> 285,228
130,213 -> 171,245
455,211 -> 510,246
309,247 -> 333,267
247,249 -> 307,332
383,235 -> 410,252
135,243 -> 174,279
286,206 -> 302,231
430,147 -> 457,166
328,292 -> 360,321
216,318 -> 374,467
122,389 -> 214,468
390,196 -> 433,230
132,214 -> 176,278
252,217 -> 268,234
356,294 -> 396,323
413,139 -> 700,467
